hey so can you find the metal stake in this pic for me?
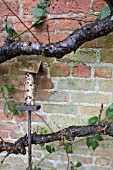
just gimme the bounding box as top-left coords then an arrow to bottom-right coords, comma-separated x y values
17,58 -> 43,170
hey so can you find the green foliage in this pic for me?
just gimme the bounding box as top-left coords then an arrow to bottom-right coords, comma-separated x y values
86,135 -> 103,151
106,103 -> 113,120
39,129 -> 48,147
96,6 -> 111,20
65,143 -> 73,154
88,116 -> 98,125
31,0 -> 47,25
0,82 -> 22,117
46,145 -> 55,153
70,161 -> 82,170
2,22 -> 18,38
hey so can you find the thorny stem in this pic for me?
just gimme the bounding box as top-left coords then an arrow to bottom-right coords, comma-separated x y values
2,0 -> 40,43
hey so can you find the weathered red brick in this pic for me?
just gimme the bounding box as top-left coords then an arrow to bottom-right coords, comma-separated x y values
0,130 -> 9,138
0,1 -> 19,16
9,63 -> 25,75
0,110 -> 13,121
17,76 -> 25,89
100,49 -> 113,64
36,77 -> 54,89
58,19 -> 79,31
46,0 -> 90,14
50,64 -> 70,77
0,63 -> 9,75
72,65 -> 91,78
36,90 -> 69,102
94,66 -> 112,78
92,0 -> 107,12
22,0 -> 40,15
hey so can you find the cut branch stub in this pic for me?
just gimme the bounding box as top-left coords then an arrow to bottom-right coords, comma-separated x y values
19,58 -> 43,105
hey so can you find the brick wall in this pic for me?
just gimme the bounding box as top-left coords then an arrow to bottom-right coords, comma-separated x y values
0,0 -> 113,169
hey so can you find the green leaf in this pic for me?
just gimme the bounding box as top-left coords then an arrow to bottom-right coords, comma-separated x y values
95,135 -> 104,141
0,85 -> 3,92
106,103 -> 113,120
92,140 -> 99,151
75,162 -> 82,168
7,102 -> 13,112
39,129 -> 48,135
70,161 -> 74,170
2,22 -> 13,30
96,6 -> 110,20
86,137 -> 93,147
4,102 -> 9,117
88,116 -> 98,125
13,104 -> 22,116
37,0 -> 46,9
31,8 -> 46,17
39,143 -> 45,147
2,86 -> 8,100
65,143 -> 73,154
46,145 -> 55,153
5,83 -> 14,89
7,29 -> 18,38
32,16 -> 42,25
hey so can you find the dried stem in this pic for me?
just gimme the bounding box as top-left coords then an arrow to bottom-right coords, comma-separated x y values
2,0 -> 40,43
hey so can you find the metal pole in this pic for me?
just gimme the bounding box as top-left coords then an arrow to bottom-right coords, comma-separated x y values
28,110 -> 32,170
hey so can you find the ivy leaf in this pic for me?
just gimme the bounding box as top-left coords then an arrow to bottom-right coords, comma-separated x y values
4,102 -> 9,117
46,145 -> 55,153
5,83 -> 14,89
95,135 -> 104,141
31,8 -> 46,17
2,22 -> 13,30
75,162 -> 82,167
106,103 -> 113,120
65,143 -> 73,154
2,86 -> 8,101
96,6 -> 110,20
37,0 -> 46,9
88,116 -> 98,125
31,0 -> 46,26
92,140 -> 99,151
86,137 -> 93,147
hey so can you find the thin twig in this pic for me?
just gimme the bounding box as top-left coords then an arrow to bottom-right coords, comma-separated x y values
47,24 -> 50,44
37,148 -> 61,167
2,0 -> 40,43
12,17 -> 95,38
98,103 -> 103,124
34,112 -> 54,133
64,147 -> 70,170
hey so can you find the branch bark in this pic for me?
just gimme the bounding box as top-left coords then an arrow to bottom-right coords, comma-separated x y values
0,122 -> 113,156
0,15 -> 113,63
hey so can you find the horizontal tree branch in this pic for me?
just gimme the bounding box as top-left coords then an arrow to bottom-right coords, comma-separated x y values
0,15 -> 113,63
0,122 -> 113,156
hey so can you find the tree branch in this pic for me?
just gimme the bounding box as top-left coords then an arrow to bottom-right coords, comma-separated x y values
0,15 -> 113,63
0,122 -> 113,156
